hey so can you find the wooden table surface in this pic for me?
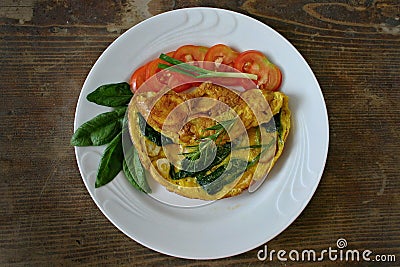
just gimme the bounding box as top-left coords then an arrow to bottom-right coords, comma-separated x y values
1,0 -> 399,265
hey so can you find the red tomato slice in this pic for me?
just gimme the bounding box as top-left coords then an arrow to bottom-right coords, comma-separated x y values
129,64 -> 147,93
203,44 -> 242,86
234,50 -> 282,91
173,45 -> 209,62
170,80 -> 196,93
164,71 -> 201,93
204,44 -> 239,67
141,51 -> 176,92
145,51 -> 175,79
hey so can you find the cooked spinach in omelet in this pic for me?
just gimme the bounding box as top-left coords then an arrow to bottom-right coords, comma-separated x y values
128,82 -> 290,200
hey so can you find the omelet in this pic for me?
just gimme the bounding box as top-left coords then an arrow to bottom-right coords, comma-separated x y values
128,82 -> 291,200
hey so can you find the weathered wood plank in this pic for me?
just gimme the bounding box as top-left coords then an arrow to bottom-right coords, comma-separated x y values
1,0 -> 399,265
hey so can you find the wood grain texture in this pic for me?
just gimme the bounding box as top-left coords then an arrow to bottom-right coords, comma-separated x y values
1,0 -> 399,265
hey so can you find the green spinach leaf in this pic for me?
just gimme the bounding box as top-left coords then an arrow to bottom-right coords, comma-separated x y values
197,158 -> 248,195
170,142 -> 231,180
137,112 -> 173,146
71,107 -> 126,146
123,146 -> 151,193
181,139 -> 217,173
95,132 -> 124,188
87,82 -> 133,107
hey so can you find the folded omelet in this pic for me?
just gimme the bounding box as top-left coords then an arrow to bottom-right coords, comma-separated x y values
128,82 -> 290,200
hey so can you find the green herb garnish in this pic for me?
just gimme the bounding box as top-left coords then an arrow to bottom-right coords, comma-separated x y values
95,132 -> 124,188
171,142 -> 232,180
197,158 -> 248,195
158,53 -> 258,80
175,118 -> 237,174
70,106 -> 126,146
202,117 -> 237,142
86,82 -> 133,107
123,145 -> 152,193
137,112 -> 173,146
71,82 -> 151,193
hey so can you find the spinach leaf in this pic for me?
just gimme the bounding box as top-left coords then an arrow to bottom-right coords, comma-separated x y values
95,132 -> 123,188
137,112 -> 173,146
71,107 -> 126,146
198,158 -> 248,195
86,82 -> 133,107
123,159 -> 144,193
196,165 -> 226,187
203,118 -> 237,141
274,112 -> 282,135
261,112 -> 282,133
170,142 -> 231,180
123,146 -> 151,193
181,139 -> 217,173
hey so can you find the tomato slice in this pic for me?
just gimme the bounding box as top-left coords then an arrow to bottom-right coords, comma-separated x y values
141,51 -> 197,93
162,69 -> 201,93
169,77 -> 197,93
140,51 -> 175,92
129,64 -> 147,93
145,51 -> 175,79
173,45 -> 209,62
234,50 -> 282,91
204,44 -> 239,67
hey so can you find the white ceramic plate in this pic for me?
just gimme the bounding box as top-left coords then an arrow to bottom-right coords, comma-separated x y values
74,7 -> 329,259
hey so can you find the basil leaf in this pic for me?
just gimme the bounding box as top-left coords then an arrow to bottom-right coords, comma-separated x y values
123,159 -> 145,193
181,139 -> 217,173
171,142 -> 231,180
90,121 -> 120,145
123,147 -> 151,193
87,82 -> 133,107
132,146 -> 151,193
95,132 -> 123,188
71,107 -> 126,146
261,112 -> 280,133
198,158 -> 247,195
